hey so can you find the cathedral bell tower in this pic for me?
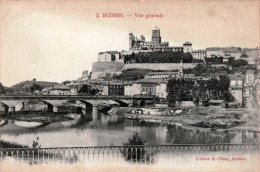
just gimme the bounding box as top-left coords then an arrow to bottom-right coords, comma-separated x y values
129,33 -> 134,50
152,26 -> 161,44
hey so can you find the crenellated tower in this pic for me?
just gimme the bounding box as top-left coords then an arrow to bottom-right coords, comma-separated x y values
152,27 -> 161,44
129,33 -> 134,50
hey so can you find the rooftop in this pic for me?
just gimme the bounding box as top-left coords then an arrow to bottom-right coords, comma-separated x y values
206,47 -> 221,50
99,51 -> 119,54
103,82 -> 124,86
208,100 -> 225,104
183,42 -> 192,45
192,50 -> 206,53
134,78 -> 167,84
151,46 -> 183,49
51,84 -> 70,90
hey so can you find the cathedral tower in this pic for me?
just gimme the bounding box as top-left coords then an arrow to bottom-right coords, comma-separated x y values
152,27 -> 161,44
129,33 -> 134,50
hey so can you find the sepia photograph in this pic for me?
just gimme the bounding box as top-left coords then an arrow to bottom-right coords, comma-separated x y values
0,0 -> 259,171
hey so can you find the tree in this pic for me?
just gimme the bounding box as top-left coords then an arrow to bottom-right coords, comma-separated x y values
167,75 -> 232,104
123,132 -> 145,146
223,91 -> 234,102
181,52 -> 193,63
121,132 -> 151,163
103,73 -> 112,80
31,83 -> 40,93
219,75 -> 230,94
115,69 -> 152,81
111,73 -> 118,79
167,78 -> 195,106
0,83 -> 5,95
78,84 -> 98,95
123,51 -> 194,63
230,59 -> 248,68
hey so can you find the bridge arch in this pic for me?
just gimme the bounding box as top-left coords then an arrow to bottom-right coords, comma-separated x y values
139,100 -> 146,107
60,99 -> 96,113
17,99 -> 54,112
0,99 -> 56,112
113,100 -> 129,107
62,99 -> 95,106
0,102 -> 9,113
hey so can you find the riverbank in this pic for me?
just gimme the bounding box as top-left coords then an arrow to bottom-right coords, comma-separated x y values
109,106 -> 260,132
0,139 -> 29,148
0,111 -> 74,124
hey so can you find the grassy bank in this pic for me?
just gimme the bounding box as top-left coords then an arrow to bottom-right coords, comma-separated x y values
0,140 -> 29,148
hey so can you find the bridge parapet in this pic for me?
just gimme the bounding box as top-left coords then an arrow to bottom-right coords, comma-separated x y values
0,144 -> 259,166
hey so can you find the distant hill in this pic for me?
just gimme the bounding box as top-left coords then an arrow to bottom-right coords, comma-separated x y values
5,81 -> 59,93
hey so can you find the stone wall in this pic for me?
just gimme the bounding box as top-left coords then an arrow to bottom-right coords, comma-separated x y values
123,63 -> 197,70
91,62 -> 197,79
91,62 -> 124,79
92,62 -> 124,72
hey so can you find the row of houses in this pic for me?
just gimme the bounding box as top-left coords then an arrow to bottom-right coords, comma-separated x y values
98,43 -> 259,64
192,47 -> 259,64
41,83 -> 97,96
39,69 -> 256,108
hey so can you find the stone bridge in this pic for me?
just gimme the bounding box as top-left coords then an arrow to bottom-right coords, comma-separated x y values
0,95 -> 155,113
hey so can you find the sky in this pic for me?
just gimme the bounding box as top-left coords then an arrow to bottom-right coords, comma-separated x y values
0,0 -> 259,87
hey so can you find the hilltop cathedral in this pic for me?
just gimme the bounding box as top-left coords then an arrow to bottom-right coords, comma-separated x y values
129,27 -> 193,53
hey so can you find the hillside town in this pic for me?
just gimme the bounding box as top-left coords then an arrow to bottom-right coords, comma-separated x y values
1,0 -> 260,170
1,27 -> 258,110
0,26 -> 260,169
0,27 -> 259,133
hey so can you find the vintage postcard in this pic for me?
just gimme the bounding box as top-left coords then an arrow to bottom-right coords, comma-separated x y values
0,0 -> 259,171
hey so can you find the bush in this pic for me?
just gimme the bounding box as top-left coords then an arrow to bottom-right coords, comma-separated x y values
115,69 -> 152,81
122,132 -> 154,163
230,59 -> 248,68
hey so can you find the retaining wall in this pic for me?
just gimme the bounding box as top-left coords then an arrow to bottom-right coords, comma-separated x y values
123,63 -> 197,70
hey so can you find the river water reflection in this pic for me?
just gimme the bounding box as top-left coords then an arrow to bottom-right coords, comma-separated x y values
0,112 -> 259,148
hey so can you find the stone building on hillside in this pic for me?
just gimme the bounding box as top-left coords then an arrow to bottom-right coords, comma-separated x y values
192,50 -> 206,60
102,82 -> 124,96
245,70 -> 255,86
144,71 -> 179,79
129,27 -> 169,51
98,51 -> 121,62
183,42 -> 193,53
128,27 -> 191,53
49,85 -> 70,95
124,78 -> 168,99
206,47 -> 224,58
229,74 -> 244,107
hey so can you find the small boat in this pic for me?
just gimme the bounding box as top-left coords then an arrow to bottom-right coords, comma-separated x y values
14,121 -> 44,128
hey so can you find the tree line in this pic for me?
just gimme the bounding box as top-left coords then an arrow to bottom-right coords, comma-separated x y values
166,76 -> 233,107
124,51 -> 194,63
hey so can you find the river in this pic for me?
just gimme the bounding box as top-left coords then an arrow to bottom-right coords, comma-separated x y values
0,112 -> 259,148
